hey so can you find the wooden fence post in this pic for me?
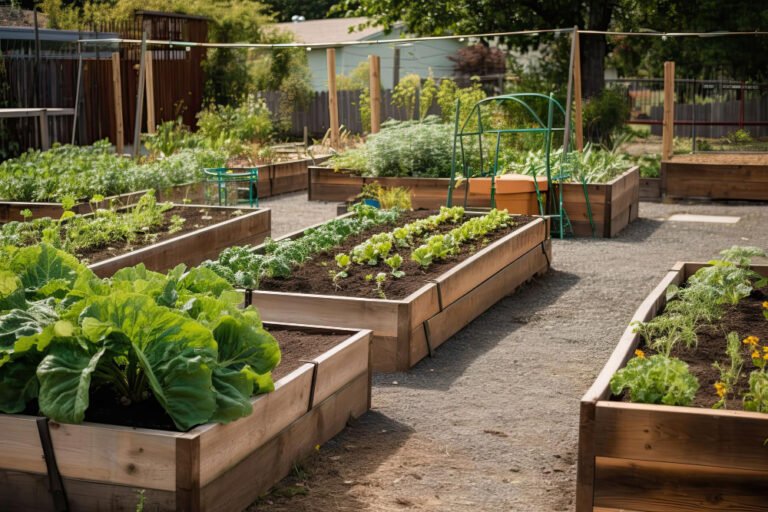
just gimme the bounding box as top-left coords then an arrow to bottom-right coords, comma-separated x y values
369,55 -> 381,133
573,28 -> 584,151
662,61 -> 675,160
38,109 -> 49,150
132,31 -> 148,158
327,48 -> 340,149
145,51 -> 156,134
111,52 -> 125,155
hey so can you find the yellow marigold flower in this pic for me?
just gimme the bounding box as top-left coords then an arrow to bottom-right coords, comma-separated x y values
763,301 -> 768,309
744,336 -> 760,346
763,353 -> 768,361
634,349 -> 645,359
763,346 -> 768,353
714,381 -> 726,398
753,350 -> 761,359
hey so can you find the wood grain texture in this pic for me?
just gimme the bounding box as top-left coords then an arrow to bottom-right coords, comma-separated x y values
594,402 -> 768,472
595,456 -> 768,511
249,291 -> 400,337
0,470 -> 176,512
662,160 -> 768,201
199,371 -> 370,512
195,365 -> 314,487
424,240 -> 550,351
434,218 -> 546,307
559,167 -> 640,238
0,414 -> 181,491
312,329 -> 371,406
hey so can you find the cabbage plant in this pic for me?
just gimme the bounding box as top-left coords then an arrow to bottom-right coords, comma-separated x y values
0,244 -> 279,431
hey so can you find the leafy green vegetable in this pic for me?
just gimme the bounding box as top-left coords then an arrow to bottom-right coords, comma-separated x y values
0,140 -> 224,202
0,243 -> 280,431
610,353 -> 699,406
203,203 -> 399,288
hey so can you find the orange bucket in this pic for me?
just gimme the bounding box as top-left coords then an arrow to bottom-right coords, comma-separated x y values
468,174 -> 548,215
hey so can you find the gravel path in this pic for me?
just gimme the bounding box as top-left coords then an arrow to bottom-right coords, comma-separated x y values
249,198 -> 768,512
259,192 -> 338,238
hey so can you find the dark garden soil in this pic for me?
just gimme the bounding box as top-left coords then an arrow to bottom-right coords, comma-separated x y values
259,211 -> 535,300
77,206 -> 235,263
15,328 -> 352,432
270,327 -> 351,381
626,285 -> 768,410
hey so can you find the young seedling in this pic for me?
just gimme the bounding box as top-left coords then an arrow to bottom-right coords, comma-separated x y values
331,253 -> 351,289
384,254 -> 405,278
374,272 -> 388,299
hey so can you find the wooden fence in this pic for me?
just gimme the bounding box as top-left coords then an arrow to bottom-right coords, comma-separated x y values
1,11 -> 207,156
263,89 -> 443,138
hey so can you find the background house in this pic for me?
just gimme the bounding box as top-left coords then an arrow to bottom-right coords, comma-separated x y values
273,17 -> 464,90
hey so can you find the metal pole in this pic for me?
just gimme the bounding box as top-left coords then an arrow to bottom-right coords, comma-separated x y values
447,98 -> 460,207
132,31 -> 148,158
557,25 -> 578,238
71,42 -> 84,145
33,9 -> 41,108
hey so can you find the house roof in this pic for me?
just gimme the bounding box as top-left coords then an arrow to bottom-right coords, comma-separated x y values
272,17 -> 395,44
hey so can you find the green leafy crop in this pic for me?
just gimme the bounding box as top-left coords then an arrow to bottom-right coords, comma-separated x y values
0,244 -> 279,431
610,353 -> 699,406
202,204 -> 399,288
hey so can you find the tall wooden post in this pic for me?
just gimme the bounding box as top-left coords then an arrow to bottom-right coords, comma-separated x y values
327,48 -> 340,149
573,28 -> 584,151
369,55 -> 381,133
662,61 -> 675,160
132,31 -> 148,158
111,52 -> 125,155
145,51 -> 156,134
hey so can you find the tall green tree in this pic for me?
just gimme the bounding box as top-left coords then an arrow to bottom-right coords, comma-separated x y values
611,0 -> 768,81
331,0 -> 617,98
260,0 -> 338,21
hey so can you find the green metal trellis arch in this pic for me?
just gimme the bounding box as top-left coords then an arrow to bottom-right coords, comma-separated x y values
447,92 -> 594,239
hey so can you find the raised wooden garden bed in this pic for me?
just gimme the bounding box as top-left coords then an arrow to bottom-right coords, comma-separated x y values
310,166 -> 640,238
87,205 -> 270,278
640,177 -> 661,201
0,322 -> 372,512
308,166 -> 487,209
0,182 -> 206,223
247,214 -> 551,372
662,153 -> 768,201
555,166 -> 640,238
577,261 -> 768,512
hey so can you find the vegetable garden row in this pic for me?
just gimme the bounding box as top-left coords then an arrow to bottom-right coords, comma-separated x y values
1,104 -> 767,511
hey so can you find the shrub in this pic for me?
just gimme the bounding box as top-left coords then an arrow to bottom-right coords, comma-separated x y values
196,99 -> 273,153
583,87 -> 631,147
365,117 -> 454,178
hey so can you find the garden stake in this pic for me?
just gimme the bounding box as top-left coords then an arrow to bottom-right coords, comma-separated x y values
36,417 -> 69,512
299,360 -> 320,413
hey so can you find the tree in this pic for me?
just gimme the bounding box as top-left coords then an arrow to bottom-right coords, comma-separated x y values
331,0 -> 616,98
610,0 -> 768,81
259,0 -> 339,21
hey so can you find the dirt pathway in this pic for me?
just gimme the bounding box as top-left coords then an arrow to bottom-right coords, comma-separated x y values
248,199 -> 768,512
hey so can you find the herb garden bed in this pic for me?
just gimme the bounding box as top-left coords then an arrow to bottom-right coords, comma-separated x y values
88,204 -> 270,277
0,322 -> 372,512
308,166 -> 487,209
577,260 -> 768,511
239,209 -> 551,372
662,153 -> 768,201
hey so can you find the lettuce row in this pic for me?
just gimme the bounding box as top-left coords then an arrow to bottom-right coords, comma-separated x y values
0,244 -> 280,431
349,206 -> 465,266
201,203 -> 400,288
411,209 -> 514,268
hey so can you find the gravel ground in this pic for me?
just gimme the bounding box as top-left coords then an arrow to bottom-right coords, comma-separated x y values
259,192 -> 338,238
248,198 -> 768,512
